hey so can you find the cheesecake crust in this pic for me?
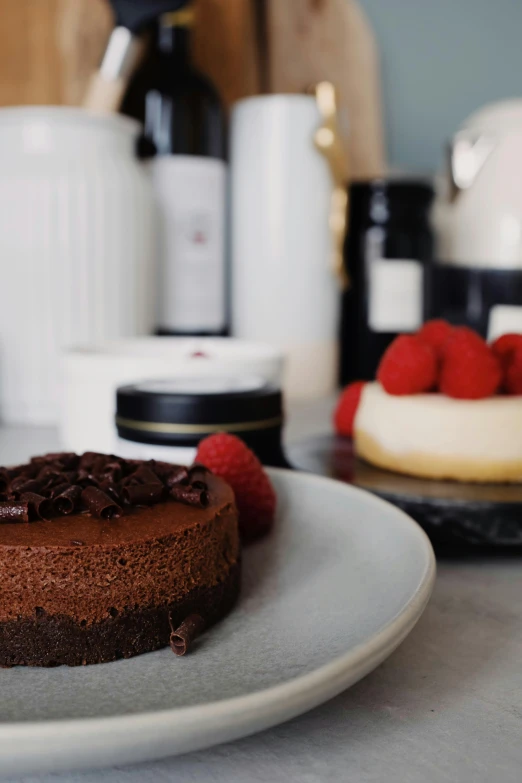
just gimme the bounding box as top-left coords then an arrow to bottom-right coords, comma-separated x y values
356,428 -> 522,483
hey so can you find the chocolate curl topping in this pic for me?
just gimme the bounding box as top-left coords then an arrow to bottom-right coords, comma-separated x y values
32,451 -> 78,465
61,471 -> 79,485
10,478 -> 42,496
0,501 -> 29,523
169,614 -> 205,656
79,451 -> 107,470
10,462 -> 39,479
50,482 -> 72,499
99,461 -> 123,483
19,492 -> 54,521
76,468 -> 99,487
81,486 -> 122,520
0,453 -> 215,522
99,481 -> 122,504
119,473 -> 139,488
187,466 -> 210,491
122,483 -> 165,506
36,466 -> 62,483
54,485 -> 82,515
164,466 -> 189,488
35,469 -> 64,494
169,484 -> 209,508
131,465 -> 162,485
189,463 -> 211,478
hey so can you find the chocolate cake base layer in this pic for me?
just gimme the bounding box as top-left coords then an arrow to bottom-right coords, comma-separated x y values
0,563 -> 240,668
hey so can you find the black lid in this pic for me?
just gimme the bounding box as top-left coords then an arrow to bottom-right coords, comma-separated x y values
116,376 -> 283,440
349,176 -> 434,224
350,176 -> 434,198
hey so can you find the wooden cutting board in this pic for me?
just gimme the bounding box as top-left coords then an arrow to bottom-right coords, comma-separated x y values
266,0 -> 385,179
0,0 -> 386,178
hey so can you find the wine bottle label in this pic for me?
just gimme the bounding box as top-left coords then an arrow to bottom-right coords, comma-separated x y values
151,155 -> 226,332
368,258 -> 423,332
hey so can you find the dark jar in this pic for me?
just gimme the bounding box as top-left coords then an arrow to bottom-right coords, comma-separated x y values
340,178 -> 434,384
115,377 -> 290,468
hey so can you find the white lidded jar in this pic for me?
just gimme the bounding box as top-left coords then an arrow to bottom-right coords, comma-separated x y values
0,107 -> 155,425
230,94 -> 342,400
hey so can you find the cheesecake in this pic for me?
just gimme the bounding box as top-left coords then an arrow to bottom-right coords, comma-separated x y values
355,382 -> 522,483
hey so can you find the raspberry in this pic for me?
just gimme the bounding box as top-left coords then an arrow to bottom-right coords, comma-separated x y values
377,335 -> 437,395
491,333 -> 522,358
417,319 -> 454,358
440,327 -> 501,399
196,433 -> 276,543
492,333 -> 522,394
445,326 -> 486,352
504,350 -> 522,394
334,381 -> 366,437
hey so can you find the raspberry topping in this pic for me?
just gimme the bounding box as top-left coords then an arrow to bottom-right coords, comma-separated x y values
377,335 -> 438,395
491,333 -> 522,358
440,327 -> 501,399
417,319 -> 454,358
492,333 -> 522,394
334,381 -> 366,437
196,433 -> 276,543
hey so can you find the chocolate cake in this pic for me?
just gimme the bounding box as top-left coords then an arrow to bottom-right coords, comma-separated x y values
0,452 -> 240,667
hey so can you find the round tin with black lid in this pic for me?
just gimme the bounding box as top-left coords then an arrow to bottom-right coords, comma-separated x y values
115,376 -> 289,467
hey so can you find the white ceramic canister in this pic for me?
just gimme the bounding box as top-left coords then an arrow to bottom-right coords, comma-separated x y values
0,107 -> 155,425
230,94 -> 341,399
60,337 -> 284,454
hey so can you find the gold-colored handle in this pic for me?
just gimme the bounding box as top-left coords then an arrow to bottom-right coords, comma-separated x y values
313,81 -> 350,290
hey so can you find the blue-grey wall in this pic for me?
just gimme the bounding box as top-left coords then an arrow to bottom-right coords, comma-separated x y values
359,0 -> 522,172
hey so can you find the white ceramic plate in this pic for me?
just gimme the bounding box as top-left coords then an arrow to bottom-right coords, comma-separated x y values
0,470 -> 435,776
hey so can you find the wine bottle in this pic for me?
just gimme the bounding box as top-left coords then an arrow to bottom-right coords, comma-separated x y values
122,6 -> 227,335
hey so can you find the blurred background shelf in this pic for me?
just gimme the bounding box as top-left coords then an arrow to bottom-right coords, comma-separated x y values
3,0 -> 522,173
0,0 -> 385,180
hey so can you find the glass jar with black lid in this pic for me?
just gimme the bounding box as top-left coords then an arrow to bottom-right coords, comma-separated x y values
340,177 -> 434,384
115,376 -> 289,467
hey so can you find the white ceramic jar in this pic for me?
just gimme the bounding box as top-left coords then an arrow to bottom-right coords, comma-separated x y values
60,337 -> 284,454
0,107 -> 155,425
230,95 -> 340,399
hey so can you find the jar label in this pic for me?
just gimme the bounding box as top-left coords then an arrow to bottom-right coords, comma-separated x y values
368,258 -> 423,333
488,304 -> 522,341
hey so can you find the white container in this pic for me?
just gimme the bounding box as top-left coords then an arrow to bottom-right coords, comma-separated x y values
434,99 -> 522,268
0,107 -> 155,425
230,95 -> 339,399
60,337 -> 284,454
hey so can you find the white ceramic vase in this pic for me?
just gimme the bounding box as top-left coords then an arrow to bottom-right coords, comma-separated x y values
0,107 -> 156,425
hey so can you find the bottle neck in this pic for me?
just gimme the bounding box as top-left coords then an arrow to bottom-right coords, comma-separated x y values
156,24 -> 191,65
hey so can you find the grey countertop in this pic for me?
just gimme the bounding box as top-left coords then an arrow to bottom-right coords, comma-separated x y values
2,404 -> 522,783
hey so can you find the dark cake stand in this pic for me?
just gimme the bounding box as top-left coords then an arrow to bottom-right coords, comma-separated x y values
287,434 -> 522,552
